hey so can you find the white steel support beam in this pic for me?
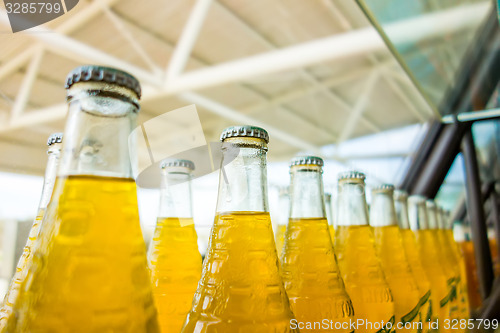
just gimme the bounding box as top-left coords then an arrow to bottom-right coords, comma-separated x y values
337,71 -> 379,144
101,5 -> 161,75
0,0 -> 121,83
10,47 -> 44,121
165,0 -> 213,83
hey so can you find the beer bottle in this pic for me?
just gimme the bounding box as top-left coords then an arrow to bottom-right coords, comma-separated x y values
335,171 -> 395,333
182,125 -> 297,332
394,190 -> 433,331
370,185 -> 421,333
281,156 -> 354,332
0,133 -> 62,329
8,66 -> 159,332
409,195 -> 452,333
148,159 -> 202,332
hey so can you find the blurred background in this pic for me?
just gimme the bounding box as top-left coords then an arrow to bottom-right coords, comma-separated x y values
0,0 -> 498,313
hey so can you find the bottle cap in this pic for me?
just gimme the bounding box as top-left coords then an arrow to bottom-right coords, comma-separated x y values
372,184 -> 395,193
338,171 -> 366,182
65,65 -> 141,99
160,159 -> 195,171
394,189 -> 408,200
289,156 -> 323,167
220,125 -> 269,143
425,199 -> 436,209
47,133 -> 63,146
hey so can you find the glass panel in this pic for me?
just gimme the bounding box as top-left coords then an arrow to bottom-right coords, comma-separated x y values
357,0 -> 493,113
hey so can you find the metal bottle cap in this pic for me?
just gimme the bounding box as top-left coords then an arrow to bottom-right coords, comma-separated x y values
47,133 -> 63,146
394,189 -> 408,200
338,170 -> 366,182
289,156 -> 324,167
220,125 -> 269,143
160,159 -> 195,171
372,184 -> 395,193
65,65 -> 142,98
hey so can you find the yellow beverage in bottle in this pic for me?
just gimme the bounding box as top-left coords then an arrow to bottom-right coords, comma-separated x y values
148,217 -> 202,333
282,218 -> 354,332
183,212 -> 297,332
0,133 -> 62,330
458,236 -> 481,310
275,224 -> 287,259
336,225 -> 395,331
400,229 -> 433,327
10,176 -> 158,332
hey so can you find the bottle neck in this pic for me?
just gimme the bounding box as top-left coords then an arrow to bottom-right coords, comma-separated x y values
370,190 -> 397,227
38,144 -> 62,209
408,200 -> 429,230
216,137 -> 269,213
395,197 -> 411,229
277,191 -> 290,225
426,206 -> 439,229
325,195 -> 333,225
289,165 -> 325,219
59,83 -> 139,179
158,168 -> 193,218
336,180 -> 369,226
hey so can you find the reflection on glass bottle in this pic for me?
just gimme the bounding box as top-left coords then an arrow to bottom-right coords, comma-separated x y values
426,200 -> 460,325
7,66 -> 159,332
394,190 -> 433,332
148,159 -> 202,333
182,126 -> 297,333
0,133 -> 63,330
409,195 -> 452,333
324,193 -> 335,242
275,186 -> 289,260
335,171 -> 394,333
281,156 -> 354,332
370,185 -> 421,333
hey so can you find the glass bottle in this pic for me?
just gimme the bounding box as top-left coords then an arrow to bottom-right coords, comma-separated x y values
281,156 -> 354,332
370,185 -> 421,333
274,186 -> 289,260
0,133 -> 63,329
7,66 -> 159,332
148,159 -> 202,333
182,125 -> 297,333
426,200 -> 460,323
438,209 -> 469,320
408,195 -> 452,333
335,171 -> 395,333
324,193 -> 335,242
394,190 -> 433,331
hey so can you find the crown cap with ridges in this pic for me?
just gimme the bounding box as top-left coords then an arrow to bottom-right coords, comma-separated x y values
373,184 -> 395,192
290,156 -> 323,167
160,159 -> 195,171
47,133 -> 63,146
338,170 -> 366,181
65,65 -> 141,98
220,125 -> 269,143
394,189 -> 408,200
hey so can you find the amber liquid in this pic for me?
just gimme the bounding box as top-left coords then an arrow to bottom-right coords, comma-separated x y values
182,212 -> 297,333
373,226 -> 421,333
458,241 -> 482,311
489,237 -> 500,277
148,217 -> 202,333
281,218 -> 354,332
275,224 -> 287,260
0,209 -> 45,329
335,225 -> 395,333
8,176 -> 159,333
400,230 -> 433,331
415,230 -> 454,333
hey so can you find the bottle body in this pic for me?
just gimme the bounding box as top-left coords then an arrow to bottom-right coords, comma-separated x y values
335,225 -> 395,332
400,229 -> 433,330
458,240 -> 482,310
373,225 -> 421,333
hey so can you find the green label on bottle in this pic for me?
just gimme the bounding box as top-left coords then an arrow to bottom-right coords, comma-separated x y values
440,282 -> 457,307
402,299 -> 423,324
